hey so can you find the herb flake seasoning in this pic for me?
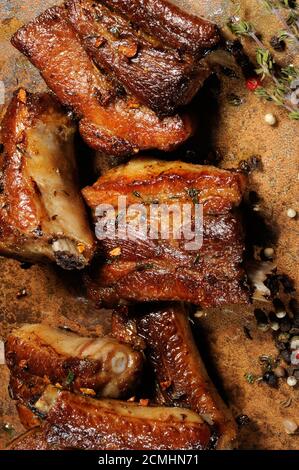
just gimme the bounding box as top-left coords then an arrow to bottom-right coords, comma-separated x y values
244,372 -> 256,384
66,370 -> 75,385
193,254 -> 200,265
187,188 -> 199,205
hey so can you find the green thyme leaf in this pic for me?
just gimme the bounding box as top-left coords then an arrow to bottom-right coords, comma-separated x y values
244,372 -> 256,384
66,370 -> 75,385
187,188 -> 199,205
227,19 -> 254,36
193,254 -> 201,265
289,110 -> 299,119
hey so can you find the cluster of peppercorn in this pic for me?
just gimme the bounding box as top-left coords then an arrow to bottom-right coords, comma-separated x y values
254,272 -> 299,388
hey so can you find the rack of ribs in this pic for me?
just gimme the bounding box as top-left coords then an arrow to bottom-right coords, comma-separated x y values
28,385 -> 212,450
11,6 -> 194,157
82,158 -> 249,307
65,0 -> 218,116
5,323 -> 144,429
0,89 -> 95,269
136,302 -> 238,449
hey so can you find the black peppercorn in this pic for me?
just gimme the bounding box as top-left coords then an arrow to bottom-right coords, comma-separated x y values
20,262 -> 33,270
263,372 -> 278,387
221,66 -> 238,78
254,308 -> 268,323
273,298 -> 286,318
279,318 -> 291,333
275,340 -> 286,351
280,350 -> 291,364
270,35 -> 286,52
264,275 -> 280,297
236,414 -> 251,427
278,275 -> 295,294
248,191 -> 260,205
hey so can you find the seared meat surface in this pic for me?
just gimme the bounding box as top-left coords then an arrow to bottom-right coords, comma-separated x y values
99,0 -> 220,55
11,6 -> 193,157
6,323 -> 144,415
6,428 -> 57,451
30,385 -> 211,450
82,158 -> 249,307
136,302 -> 238,449
66,0 -> 214,115
0,89 -> 95,269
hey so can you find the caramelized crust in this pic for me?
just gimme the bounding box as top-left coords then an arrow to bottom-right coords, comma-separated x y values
83,158 -> 249,307
100,0 -> 220,55
11,6 -> 193,156
137,303 -> 238,449
6,428 -> 57,451
6,324 -> 144,403
83,158 -> 246,213
66,0 -> 212,115
0,89 -> 95,269
35,386 -> 212,450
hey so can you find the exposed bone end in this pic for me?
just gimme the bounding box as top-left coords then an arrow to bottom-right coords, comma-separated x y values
52,239 -> 90,270
111,352 -> 128,374
35,385 -> 59,416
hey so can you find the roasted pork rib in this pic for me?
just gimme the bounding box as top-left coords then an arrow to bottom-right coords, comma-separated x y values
66,0 -> 215,115
11,6 -> 193,157
0,89 -> 95,269
30,385 -> 212,450
136,302 -> 238,449
99,0 -> 220,55
6,323 -> 144,417
6,428 -> 57,451
82,158 -> 249,307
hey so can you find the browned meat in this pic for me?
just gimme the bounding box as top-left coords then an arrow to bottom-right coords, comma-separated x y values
111,306 -> 146,351
6,429 -> 57,451
11,6 -> 193,157
0,89 -> 95,269
6,324 -> 144,406
100,0 -> 220,55
66,0 -> 212,116
136,303 -> 238,449
82,158 -> 249,307
15,402 -> 43,430
33,385 -> 212,450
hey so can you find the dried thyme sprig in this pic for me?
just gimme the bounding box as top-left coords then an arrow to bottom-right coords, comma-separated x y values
227,17 -> 299,119
260,0 -> 299,48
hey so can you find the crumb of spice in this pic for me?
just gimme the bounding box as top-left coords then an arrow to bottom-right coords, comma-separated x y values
109,247 -> 121,257
80,388 -> 96,397
139,399 -> 149,407
16,288 -> 28,299
127,396 -> 136,402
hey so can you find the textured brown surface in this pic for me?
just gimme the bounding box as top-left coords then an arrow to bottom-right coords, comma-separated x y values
0,0 -> 298,450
